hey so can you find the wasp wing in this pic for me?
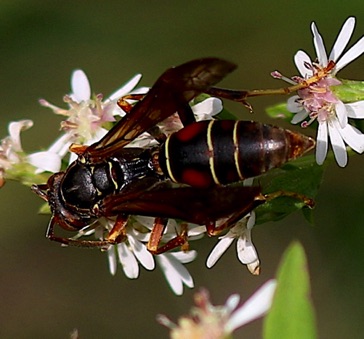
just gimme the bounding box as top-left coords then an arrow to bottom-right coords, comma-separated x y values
85,58 -> 236,160
100,183 -> 264,225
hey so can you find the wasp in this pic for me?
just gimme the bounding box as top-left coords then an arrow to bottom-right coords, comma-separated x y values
32,58 -> 315,254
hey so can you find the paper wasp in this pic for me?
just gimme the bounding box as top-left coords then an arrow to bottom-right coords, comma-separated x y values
32,58 -> 315,254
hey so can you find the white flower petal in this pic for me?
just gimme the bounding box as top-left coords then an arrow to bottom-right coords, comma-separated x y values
107,247 -> 117,276
294,51 -> 313,77
192,97 -> 223,120
47,133 -> 73,157
225,294 -> 241,314
71,69 -> 91,102
206,237 -> 234,268
225,280 -> 277,333
169,250 -> 197,264
130,86 -> 150,95
130,231 -> 150,243
335,36 -> 364,73
127,236 -> 155,270
335,100 -> 348,128
8,120 -> 33,152
187,225 -> 206,237
291,110 -> 309,124
83,128 -> 108,146
236,232 -> 258,265
108,74 -> 143,101
247,260 -> 261,275
336,121 -> 364,153
166,254 -> 194,289
163,218 -> 180,234
27,151 -> 62,173
69,152 -> 78,165
345,101 -> 364,118
329,17 -> 355,62
157,255 -> 182,295
117,242 -> 139,279
316,122 -> 329,165
157,254 -> 194,295
328,120 -> 347,167
247,211 -> 256,229
133,215 -> 155,230
311,22 -> 328,66
287,95 -> 303,113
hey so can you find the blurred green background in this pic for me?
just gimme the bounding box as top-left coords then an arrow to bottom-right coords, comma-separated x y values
1,1 -> 364,338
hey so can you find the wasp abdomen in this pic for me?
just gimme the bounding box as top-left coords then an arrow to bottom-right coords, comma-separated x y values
160,120 -> 315,187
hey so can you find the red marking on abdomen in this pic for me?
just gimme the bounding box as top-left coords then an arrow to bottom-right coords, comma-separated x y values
182,168 -> 212,188
175,121 -> 208,142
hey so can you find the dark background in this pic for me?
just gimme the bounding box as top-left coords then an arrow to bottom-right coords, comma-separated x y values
1,1 -> 364,338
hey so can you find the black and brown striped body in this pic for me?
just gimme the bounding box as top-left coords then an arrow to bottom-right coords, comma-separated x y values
159,120 -> 315,188
31,58 -> 316,252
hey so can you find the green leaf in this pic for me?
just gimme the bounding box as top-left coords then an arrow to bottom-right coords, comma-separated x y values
38,202 -> 51,214
255,155 -> 324,225
332,79 -> 364,102
192,93 -> 211,105
263,242 -> 317,339
216,107 -> 238,120
266,102 -> 294,122
7,162 -> 51,187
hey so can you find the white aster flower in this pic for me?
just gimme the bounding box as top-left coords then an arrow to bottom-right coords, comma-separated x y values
206,212 -> 260,275
36,69 -> 144,170
277,17 -> 364,167
157,280 -> 277,338
0,120 -> 33,186
93,216 -> 203,295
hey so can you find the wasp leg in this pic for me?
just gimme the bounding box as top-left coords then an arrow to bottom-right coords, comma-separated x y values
106,214 -> 129,243
264,191 -> 315,208
147,217 -> 189,255
31,184 -> 49,202
117,94 -> 146,113
46,217 -> 112,249
206,211 -> 254,237
206,192 -> 266,236
206,74 -> 331,112
204,87 -> 253,112
206,190 -> 314,237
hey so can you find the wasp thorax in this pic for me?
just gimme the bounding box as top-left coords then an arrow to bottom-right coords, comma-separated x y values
61,162 -> 96,209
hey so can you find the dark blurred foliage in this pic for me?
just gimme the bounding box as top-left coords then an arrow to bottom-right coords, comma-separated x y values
1,1 -> 364,338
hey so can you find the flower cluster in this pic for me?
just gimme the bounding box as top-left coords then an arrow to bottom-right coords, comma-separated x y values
0,120 -> 33,186
103,216 -> 205,295
274,17 -> 364,167
36,71 -> 147,169
157,280 -> 276,338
